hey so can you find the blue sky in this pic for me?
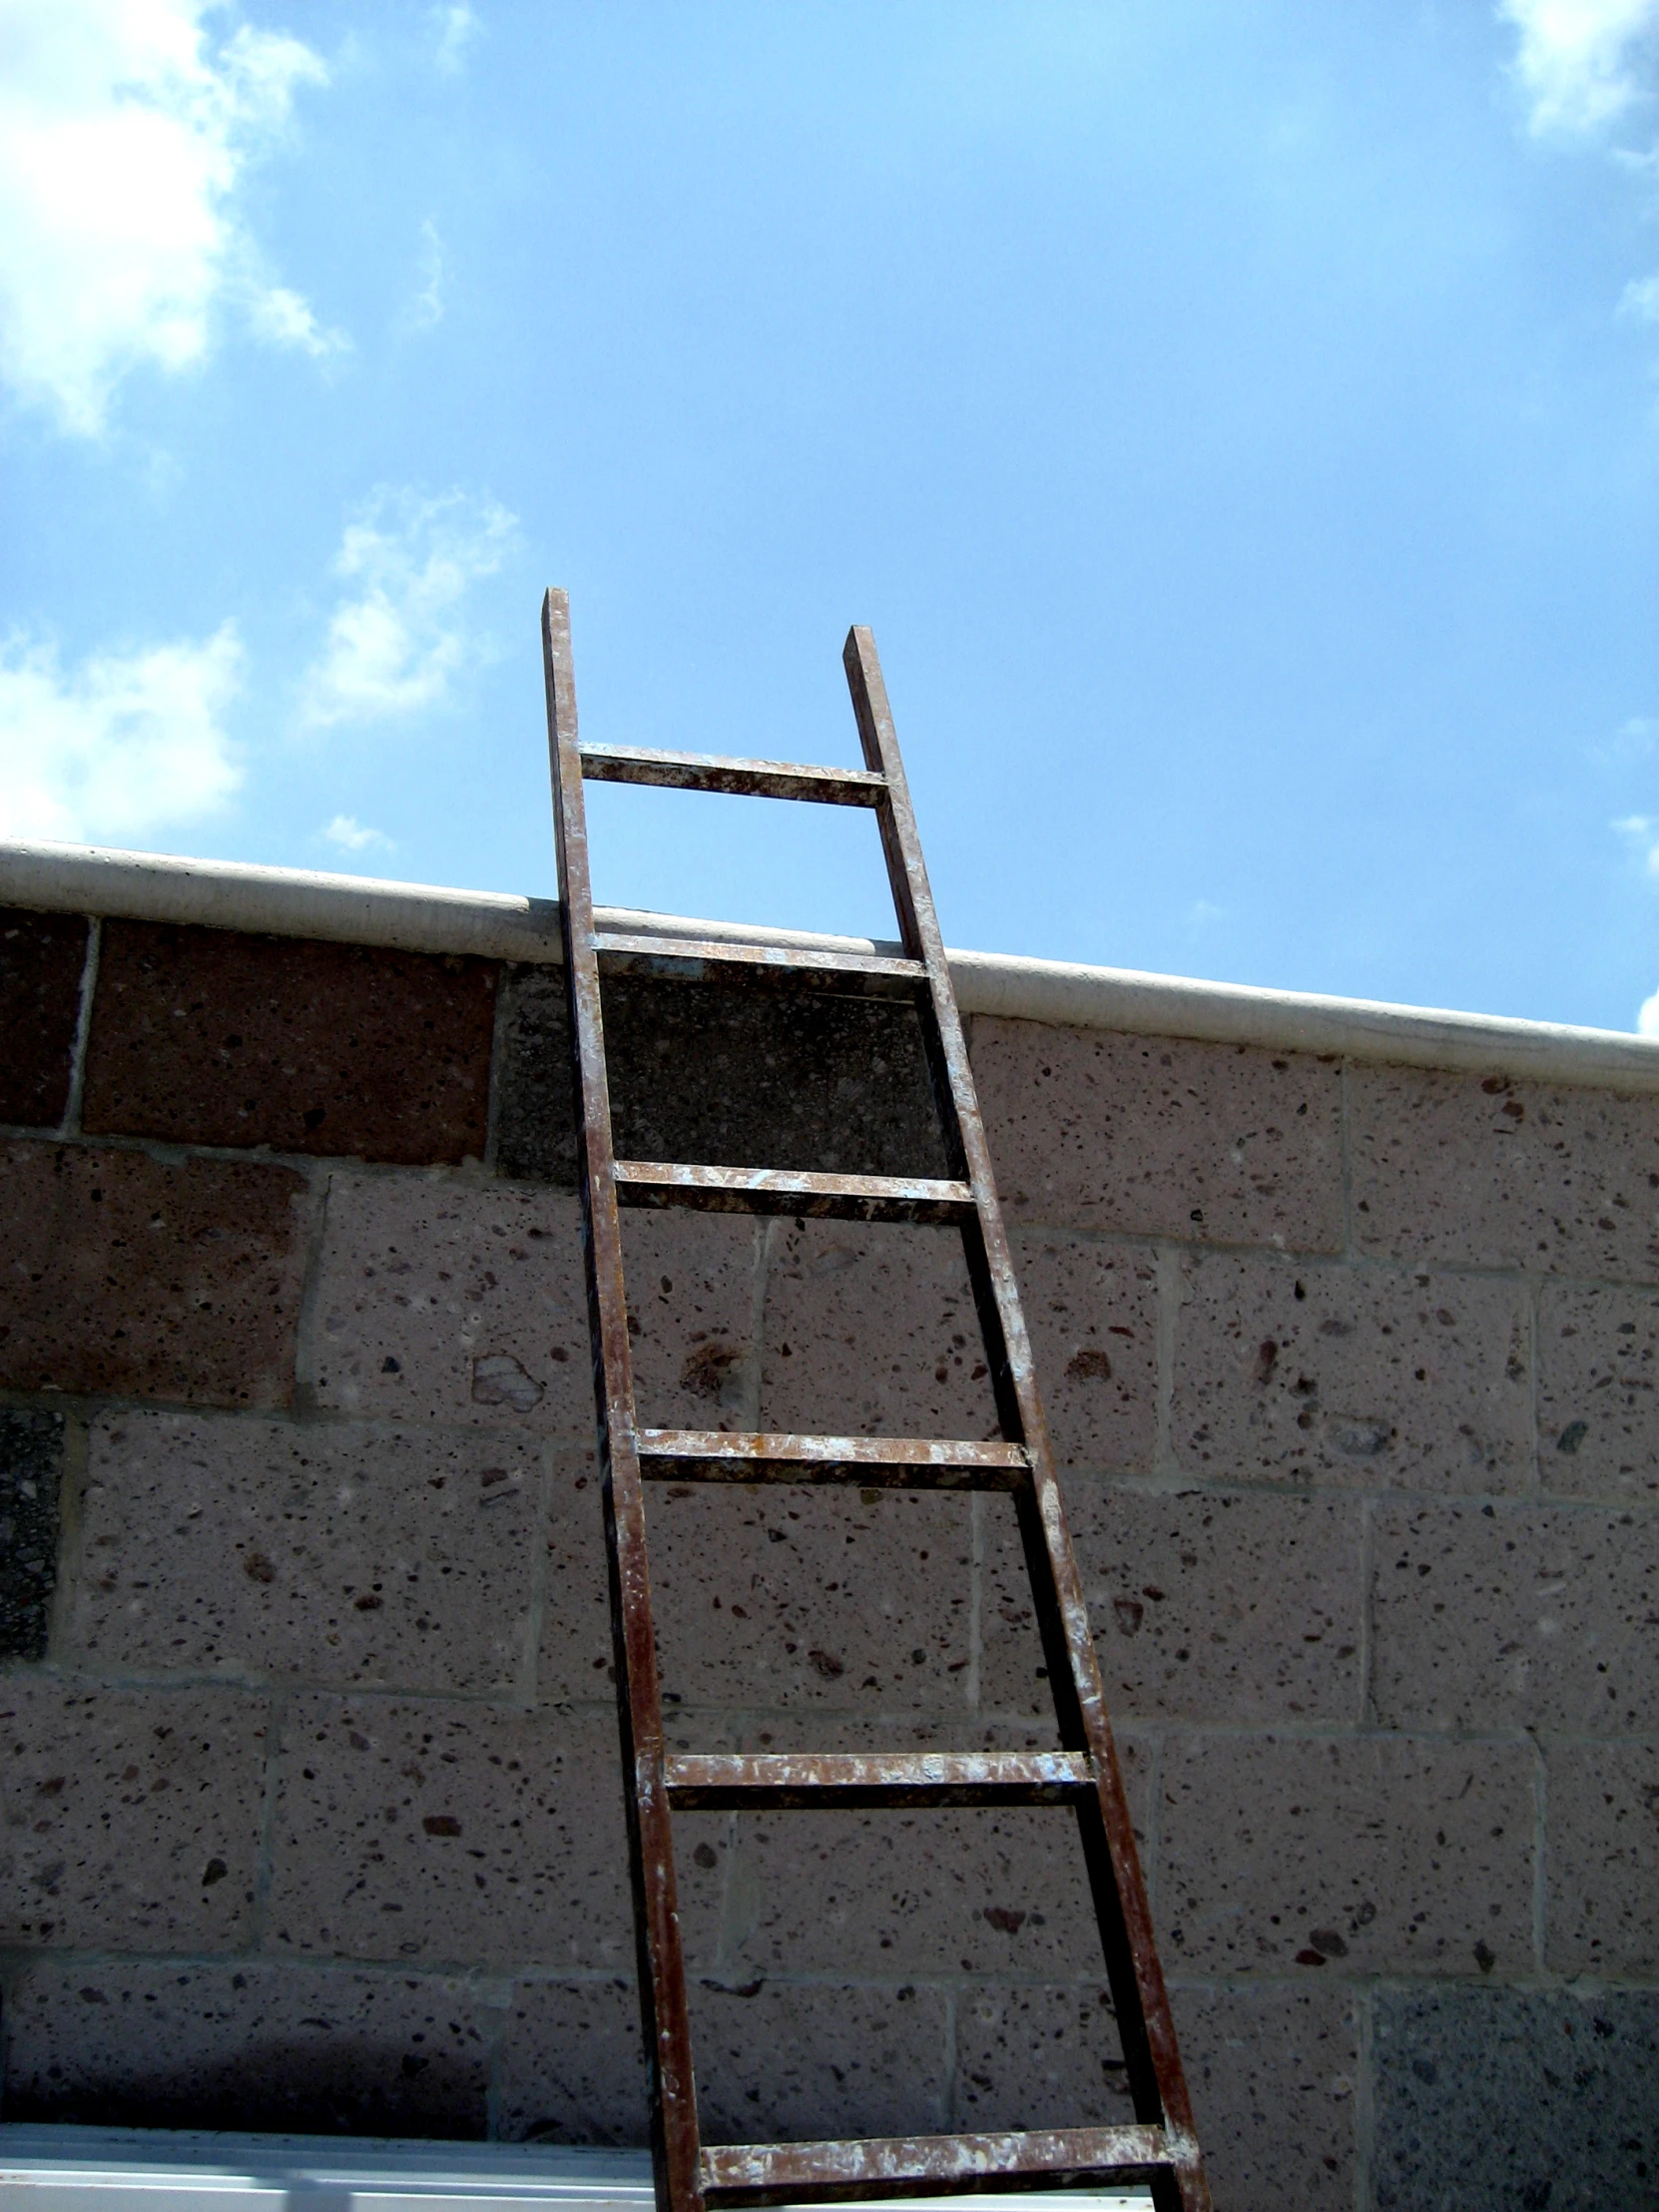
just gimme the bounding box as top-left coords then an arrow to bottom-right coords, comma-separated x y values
1,2 -> 1656,1030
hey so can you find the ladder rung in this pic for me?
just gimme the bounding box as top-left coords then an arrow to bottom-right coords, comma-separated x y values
613,1161 -> 974,1223
594,930 -> 927,1000
639,1429 -> 1028,1489
699,2125 -> 1175,2198
580,742 -> 886,807
665,1750 -> 1095,1809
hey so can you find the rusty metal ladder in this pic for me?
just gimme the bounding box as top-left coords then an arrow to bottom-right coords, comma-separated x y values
540,589 -> 1210,2212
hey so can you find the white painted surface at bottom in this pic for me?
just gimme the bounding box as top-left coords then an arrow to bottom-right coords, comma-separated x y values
0,2131 -> 1153,2212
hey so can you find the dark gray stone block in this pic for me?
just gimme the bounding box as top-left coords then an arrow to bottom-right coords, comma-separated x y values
1375,1985 -> 1659,2209
493,966 -> 946,1187
0,1407 -> 62,1659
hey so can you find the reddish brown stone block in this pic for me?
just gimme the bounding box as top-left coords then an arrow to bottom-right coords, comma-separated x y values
0,908 -> 86,1131
83,921 -> 497,1164
953,1983 -> 1134,2128
0,1140 -> 308,1406
1016,1234 -> 1158,1472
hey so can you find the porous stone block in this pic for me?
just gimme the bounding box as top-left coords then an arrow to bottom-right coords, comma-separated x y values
537,1454 -> 615,1704
496,1976 -> 646,2142
972,1021 -> 1344,1252
689,1978 -> 951,2143
620,1209 -> 762,1432
265,1697 -> 724,1973
1170,1979 -> 1358,2212
1157,1731 -> 1533,1976
759,1219 -> 998,1438
0,1406 -> 63,1661
1370,1500 -> 1659,1733
1014,1234 -> 1157,1472
1171,1254 -> 1531,1491
1350,1064 -> 1659,1276
1544,1740 -> 1659,1974
980,1486 -> 1363,1726
0,906 -> 86,1130
714,1718 -> 1146,1978
82,922 -> 497,1164
0,1140 -> 307,1406
0,1679 -> 267,1948
71,1410 -> 549,1693
1,1956 -> 495,2135
1537,1280 -> 1659,1499
646,1481 -> 974,1721
952,1983 -> 1133,2128
1373,1985 -> 1659,2210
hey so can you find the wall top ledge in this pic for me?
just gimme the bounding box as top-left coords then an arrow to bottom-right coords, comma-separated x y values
4,836 -> 1657,1096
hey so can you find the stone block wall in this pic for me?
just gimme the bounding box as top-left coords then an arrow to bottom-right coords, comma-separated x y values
2,891 -> 1658,2209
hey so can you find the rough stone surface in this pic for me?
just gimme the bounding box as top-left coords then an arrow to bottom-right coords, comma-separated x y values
1370,1500 -> 1659,1733
536,1454 -> 615,1704
1157,1731 -> 1534,1976
493,966 -> 945,1188
1,1957 -> 494,2135
1171,1254 -> 1532,1491
496,1976 -> 645,2142
1,1139 -> 308,1406
1544,1740 -> 1659,1974
1373,1985 -> 1659,2210
972,1021 -> 1345,1251
1537,1279 -> 1659,1500
0,1407 -> 63,1661
981,1485 -> 1364,1726
618,1209 -> 760,1433
689,1978 -> 951,2142
952,1983 -> 1133,2128
1171,1979 -> 1358,2212
82,922 -> 497,1164
71,1411 -> 549,1691
1351,1064 -> 1659,1277
0,906 -> 86,1131
1014,1235 -> 1158,1472
0,1679 -> 267,1948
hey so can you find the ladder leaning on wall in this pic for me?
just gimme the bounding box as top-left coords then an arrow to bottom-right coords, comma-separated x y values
540,588 -> 1211,2212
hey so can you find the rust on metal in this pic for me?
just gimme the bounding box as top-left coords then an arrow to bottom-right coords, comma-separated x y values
580,741 -> 886,806
665,1750 -> 1094,1809
699,2125 -> 1172,2201
638,1429 -> 1029,1489
594,929 -> 927,1000
612,1160 -> 974,1224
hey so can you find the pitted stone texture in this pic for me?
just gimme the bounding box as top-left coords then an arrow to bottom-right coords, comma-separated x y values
1172,1255 -> 1531,1491
981,1486 -> 1363,1726
0,1140 -> 307,1406
1170,1979 -> 1358,2212
973,1021 -> 1344,1251
1544,1741 -> 1659,1974
619,1210 -> 760,1433
952,1983 -> 1132,2128
83,922 -> 497,1165
1351,1064 -> 1659,1276
0,1407 -> 62,1660
1538,1281 -> 1659,1500
497,1976 -> 645,2142
266,1697 -> 724,1973
1157,1731 -> 1533,1976
0,906 -> 86,1129
759,1220 -> 998,1438
646,1482 -> 973,1723
72,1411 -> 546,1692
1014,1236 -> 1157,1472
716,1718 -> 1146,1977
1373,1985 -> 1659,2211
0,1679 -> 266,1948
690,1978 -> 952,2143
537,1455 -> 615,1704
1370,1500 -> 1659,1733
311,1174 -> 589,1431
1,1957 -> 494,2135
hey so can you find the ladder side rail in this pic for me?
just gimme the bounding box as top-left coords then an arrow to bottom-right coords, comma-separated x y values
841,627 -> 1209,2212
543,590 -> 705,2212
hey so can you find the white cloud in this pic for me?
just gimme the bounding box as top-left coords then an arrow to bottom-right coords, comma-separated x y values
430,4 -> 480,75
1500,0 -> 1659,134
322,813 -> 392,852
1621,270 -> 1659,316
0,0 -> 337,436
403,221 -> 445,334
0,622 -> 243,843
1640,985 -> 1659,1033
299,487 -> 518,729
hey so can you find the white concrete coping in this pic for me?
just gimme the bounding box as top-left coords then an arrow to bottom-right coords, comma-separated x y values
5,836 -> 1658,1095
